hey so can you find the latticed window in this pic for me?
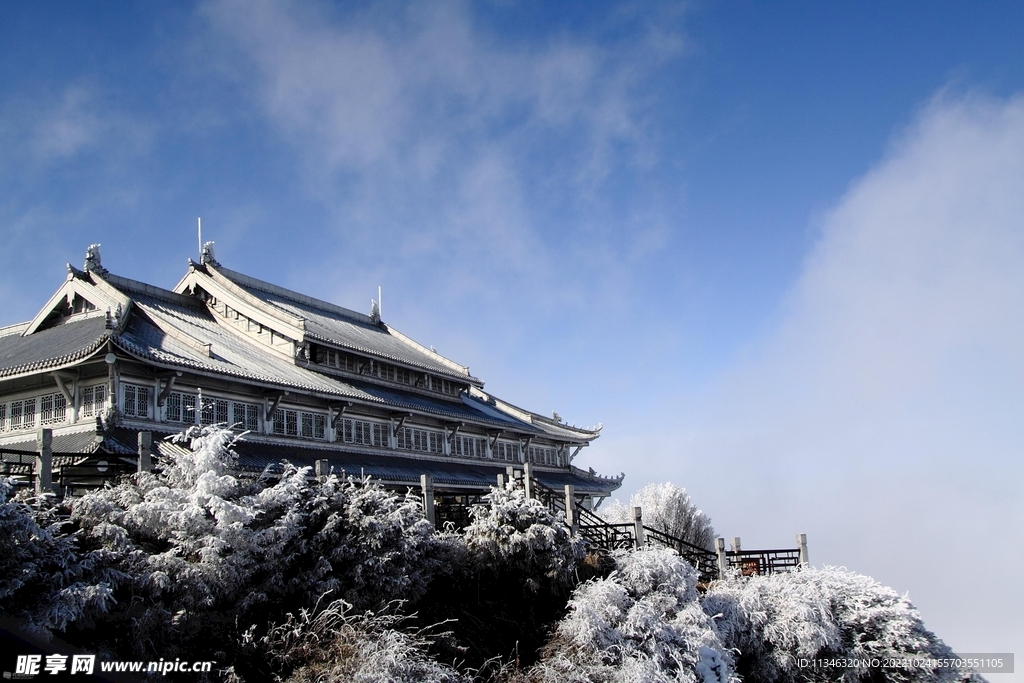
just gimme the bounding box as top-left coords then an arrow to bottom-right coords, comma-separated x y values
0,403 -> 6,432
273,409 -> 299,436
122,384 -> 150,418
7,398 -> 37,430
165,392 -> 196,423
269,409 -> 326,439
232,402 -> 259,432
452,435 -> 486,458
341,417 -> 384,446
81,385 -> 106,417
40,393 -> 68,425
396,426 -> 443,453
494,441 -> 519,462
528,446 -> 558,466
200,398 -> 229,425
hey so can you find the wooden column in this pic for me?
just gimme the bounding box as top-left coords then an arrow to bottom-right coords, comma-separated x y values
715,537 -> 728,579
523,461 -> 533,499
633,506 -> 645,549
137,431 -> 152,472
421,474 -> 435,525
36,428 -> 53,496
564,485 -> 577,535
315,459 -> 330,479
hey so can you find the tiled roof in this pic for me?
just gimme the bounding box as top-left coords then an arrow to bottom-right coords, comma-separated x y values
0,426 -> 103,454
216,267 -> 477,381
109,291 -> 532,430
0,315 -> 109,378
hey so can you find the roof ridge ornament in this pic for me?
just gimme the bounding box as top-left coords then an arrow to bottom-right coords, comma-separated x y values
201,241 -> 219,267
84,244 -> 108,276
369,298 -> 381,325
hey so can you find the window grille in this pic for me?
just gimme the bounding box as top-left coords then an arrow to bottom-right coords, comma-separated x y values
200,398 -> 228,425
273,409 -> 299,437
165,392 -> 196,423
0,403 -> 6,431
123,385 -> 151,419
81,385 -> 106,417
341,417 -> 385,446
274,409 -> 325,439
528,446 -> 558,466
232,402 -> 259,432
396,426 -> 443,453
451,434 -> 486,458
494,441 -> 519,462
8,398 -> 36,430
40,393 -> 67,425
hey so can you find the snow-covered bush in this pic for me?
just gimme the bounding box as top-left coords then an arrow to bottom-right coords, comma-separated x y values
602,483 -> 716,550
251,598 -> 469,683
463,482 -> 585,589
64,425 -> 459,666
703,566 -> 983,683
0,479 -> 116,633
525,547 -> 734,683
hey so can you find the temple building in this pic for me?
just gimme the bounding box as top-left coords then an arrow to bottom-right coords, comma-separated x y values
0,244 -> 622,509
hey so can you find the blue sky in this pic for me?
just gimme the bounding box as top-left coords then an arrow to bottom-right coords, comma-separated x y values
3,1 -> 1023,664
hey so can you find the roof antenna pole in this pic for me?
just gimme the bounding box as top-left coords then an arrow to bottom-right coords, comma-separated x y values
197,217 -> 202,261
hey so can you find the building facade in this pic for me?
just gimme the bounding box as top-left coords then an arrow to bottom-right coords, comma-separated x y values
0,245 -> 622,507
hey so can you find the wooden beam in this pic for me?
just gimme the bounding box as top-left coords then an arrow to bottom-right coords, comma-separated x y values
331,401 -> 354,428
445,421 -> 464,443
391,412 -> 413,433
51,371 -> 77,404
156,371 -> 182,408
264,391 -> 288,420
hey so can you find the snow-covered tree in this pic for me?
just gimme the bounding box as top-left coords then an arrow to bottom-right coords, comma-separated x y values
602,483 -> 716,550
0,479 -> 115,633
64,425 -> 459,669
524,547 -> 735,683
703,566 -> 984,683
462,481 -> 585,588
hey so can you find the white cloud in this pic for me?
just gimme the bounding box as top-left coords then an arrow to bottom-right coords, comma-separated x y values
648,92 -> 1024,656
199,0 -> 680,283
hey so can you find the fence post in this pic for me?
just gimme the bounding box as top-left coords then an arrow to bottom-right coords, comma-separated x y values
523,462 -> 533,499
315,459 -> 330,480
137,431 -> 153,473
421,474 -> 436,525
731,536 -> 741,553
564,484 -> 577,535
506,465 -> 517,489
633,506 -> 645,549
716,537 -> 728,579
797,533 -> 809,567
36,428 -> 53,496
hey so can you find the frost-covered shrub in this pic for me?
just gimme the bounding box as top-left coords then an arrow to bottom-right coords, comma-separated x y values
252,598 -> 469,683
526,547 -> 734,683
0,480 -> 116,633
703,566 -> 983,683
463,482 -> 585,589
65,425 -> 458,667
602,483 -> 715,551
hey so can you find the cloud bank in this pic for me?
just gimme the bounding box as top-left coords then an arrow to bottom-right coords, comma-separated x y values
635,92 -> 1024,656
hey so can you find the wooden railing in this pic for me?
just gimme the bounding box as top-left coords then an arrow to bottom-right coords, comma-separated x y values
516,466 -> 806,584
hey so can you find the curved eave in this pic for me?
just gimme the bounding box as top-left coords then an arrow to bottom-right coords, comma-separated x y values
0,333 -> 111,381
